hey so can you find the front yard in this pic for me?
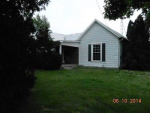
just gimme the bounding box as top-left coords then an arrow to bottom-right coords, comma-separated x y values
21,67 -> 150,113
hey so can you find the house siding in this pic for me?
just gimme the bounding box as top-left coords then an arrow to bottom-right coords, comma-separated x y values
79,22 -> 120,68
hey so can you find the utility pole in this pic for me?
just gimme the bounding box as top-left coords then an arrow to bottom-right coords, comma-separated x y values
120,19 -> 123,35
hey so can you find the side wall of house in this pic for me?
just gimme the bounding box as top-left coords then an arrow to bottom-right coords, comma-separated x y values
79,22 -> 120,68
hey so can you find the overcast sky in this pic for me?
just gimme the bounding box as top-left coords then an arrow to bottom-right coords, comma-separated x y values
35,0 -> 141,37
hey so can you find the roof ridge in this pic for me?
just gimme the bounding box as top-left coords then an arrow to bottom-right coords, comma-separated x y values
51,32 -> 66,36
52,32 -> 82,36
65,33 -> 82,36
51,32 -> 82,41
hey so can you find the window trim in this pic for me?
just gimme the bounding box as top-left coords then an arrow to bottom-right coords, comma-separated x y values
91,43 -> 102,61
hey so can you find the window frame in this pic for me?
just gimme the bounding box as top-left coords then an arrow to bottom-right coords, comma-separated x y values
91,43 -> 102,61
91,42 -> 103,62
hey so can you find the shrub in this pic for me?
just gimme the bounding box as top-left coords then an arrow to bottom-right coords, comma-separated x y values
0,64 -> 36,112
36,52 -> 62,70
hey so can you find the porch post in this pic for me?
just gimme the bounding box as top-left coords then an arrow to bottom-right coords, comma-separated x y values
59,43 -> 62,55
63,48 -> 65,63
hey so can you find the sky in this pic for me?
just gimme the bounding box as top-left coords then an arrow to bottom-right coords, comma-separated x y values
35,0 -> 141,37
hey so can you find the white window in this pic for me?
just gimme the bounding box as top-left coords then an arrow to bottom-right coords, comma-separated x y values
93,44 -> 101,60
88,43 -> 105,62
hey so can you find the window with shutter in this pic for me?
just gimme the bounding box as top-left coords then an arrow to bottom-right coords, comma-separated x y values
93,44 -> 101,60
88,43 -> 106,62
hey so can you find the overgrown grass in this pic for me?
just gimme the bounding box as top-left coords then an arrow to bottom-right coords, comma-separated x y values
21,67 -> 150,113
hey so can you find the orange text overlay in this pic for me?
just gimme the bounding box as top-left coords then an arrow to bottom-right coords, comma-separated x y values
113,99 -> 141,103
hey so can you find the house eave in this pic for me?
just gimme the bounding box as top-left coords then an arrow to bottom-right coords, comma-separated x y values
59,40 -> 80,47
119,37 -> 128,41
60,40 -> 81,43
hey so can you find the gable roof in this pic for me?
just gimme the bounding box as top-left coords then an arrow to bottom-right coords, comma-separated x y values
51,32 -> 82,41
51,19 -> 126,41
76,19 -> 126,40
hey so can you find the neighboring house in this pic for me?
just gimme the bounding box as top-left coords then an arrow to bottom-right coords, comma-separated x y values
51,19 -> 127,68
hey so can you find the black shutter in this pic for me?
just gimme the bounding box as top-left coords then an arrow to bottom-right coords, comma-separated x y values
88,44 -> 91,61
102,43 -> 105,62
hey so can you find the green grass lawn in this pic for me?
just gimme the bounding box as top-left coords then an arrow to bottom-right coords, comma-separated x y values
21,67 -> 150,113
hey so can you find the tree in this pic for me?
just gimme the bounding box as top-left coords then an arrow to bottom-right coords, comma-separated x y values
33,14 -> 52,52
0,0 -> 50,112
103,0 -> 150,20
126,20 -> 134,41
123,15 -> 150,70
33,15 -> 62,70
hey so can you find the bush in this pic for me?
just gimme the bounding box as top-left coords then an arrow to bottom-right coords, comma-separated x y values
0,64 -> 36,112
122,42 -> 150,70
36,52 -> 62,70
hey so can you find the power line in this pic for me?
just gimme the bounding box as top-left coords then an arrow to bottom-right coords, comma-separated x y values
120,19 -> 123,35
121,19 -> 127,36
96,0 -> 126,36
96,0 -> 108,27
123,22 -> 126,35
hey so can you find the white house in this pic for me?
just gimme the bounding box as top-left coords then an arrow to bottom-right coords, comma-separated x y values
51,19 -> 127,68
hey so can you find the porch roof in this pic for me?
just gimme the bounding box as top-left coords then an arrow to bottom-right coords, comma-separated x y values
61,41 -> 80,47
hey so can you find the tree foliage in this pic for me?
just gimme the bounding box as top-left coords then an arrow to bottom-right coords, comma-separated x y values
104,0 -> 150,20
0,0 -> 50,112
126,20 -> 134,40
33,14 -> 62,70
123,15 -> 150,70
33,14 -> 52,52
